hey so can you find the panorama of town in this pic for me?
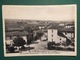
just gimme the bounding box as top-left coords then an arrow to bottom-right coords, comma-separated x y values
5,19 -> 75,55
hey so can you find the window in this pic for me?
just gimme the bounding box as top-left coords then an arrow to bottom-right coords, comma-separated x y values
52,39 -> 53,41
52,30 -> 53,33
60,38 -> 61,40
52,34 -> 53,37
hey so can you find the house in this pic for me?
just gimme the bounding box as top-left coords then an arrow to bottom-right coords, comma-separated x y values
47,25 -> 64,43
60,27 -> 74,40
60,23 -> 74,39
65,23 -> 74,29
48,28 -> 58,43
47,23 -> 74,44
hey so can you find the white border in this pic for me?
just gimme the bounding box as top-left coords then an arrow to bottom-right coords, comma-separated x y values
2,4 -> 77,57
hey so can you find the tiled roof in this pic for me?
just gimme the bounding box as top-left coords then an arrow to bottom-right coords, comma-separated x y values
59,27 -> 74,33
48,24 -> 58,29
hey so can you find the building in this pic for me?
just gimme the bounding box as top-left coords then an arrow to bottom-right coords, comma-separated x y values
47,23 -> 74,44
47,25 -> 63,43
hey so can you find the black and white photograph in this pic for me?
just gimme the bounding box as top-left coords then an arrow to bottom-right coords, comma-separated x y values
2,5 -> 77,57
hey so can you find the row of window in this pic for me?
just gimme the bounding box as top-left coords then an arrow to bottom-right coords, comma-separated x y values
51,30 -> 53,41
51,38 -> 62,41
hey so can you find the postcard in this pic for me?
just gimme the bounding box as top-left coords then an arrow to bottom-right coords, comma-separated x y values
2,4 -> 77,57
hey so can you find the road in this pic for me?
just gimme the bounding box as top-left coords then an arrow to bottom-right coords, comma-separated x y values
30,39 -> 48,50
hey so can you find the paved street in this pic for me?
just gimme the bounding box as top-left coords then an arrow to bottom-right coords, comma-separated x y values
30,40 -> 48,50
19,39 -> 50,54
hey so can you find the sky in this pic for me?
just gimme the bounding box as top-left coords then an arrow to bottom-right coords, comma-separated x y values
2,5 -> 77,21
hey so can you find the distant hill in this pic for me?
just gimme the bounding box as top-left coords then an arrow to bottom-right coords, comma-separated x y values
5,19 -> 74,29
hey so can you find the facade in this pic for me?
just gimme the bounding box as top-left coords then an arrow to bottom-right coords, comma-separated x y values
48,28 -> 66,44
63,32 -> 74,40
48,29 -> 59,43
47,23 -> 74,44
47,24 -> 64,43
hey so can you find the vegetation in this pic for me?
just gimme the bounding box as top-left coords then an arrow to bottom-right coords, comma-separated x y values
13,36 -> 26,47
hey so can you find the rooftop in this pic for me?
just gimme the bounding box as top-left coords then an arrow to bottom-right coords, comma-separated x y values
59,27 -> 74,33
48,24 -> 58,29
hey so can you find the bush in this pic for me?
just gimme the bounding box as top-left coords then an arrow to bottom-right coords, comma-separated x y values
13,36 -> 26,46
47,42 -> 56,50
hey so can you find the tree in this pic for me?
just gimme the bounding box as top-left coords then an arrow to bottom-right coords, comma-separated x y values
13,36 -> 26,49
27,33 -> 33,45
26,26 -> 34,45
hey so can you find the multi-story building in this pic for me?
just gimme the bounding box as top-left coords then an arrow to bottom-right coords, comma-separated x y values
47,24 -> 74,44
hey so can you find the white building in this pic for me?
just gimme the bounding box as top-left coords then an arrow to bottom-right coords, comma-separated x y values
47,25 -> 66,44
